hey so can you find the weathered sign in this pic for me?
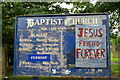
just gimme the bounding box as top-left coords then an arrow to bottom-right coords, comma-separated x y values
14,14 -> 111,77
76,25 -> 107,68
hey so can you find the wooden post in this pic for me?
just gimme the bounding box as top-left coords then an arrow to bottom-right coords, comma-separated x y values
33,77 -> 39,80
0,47 -> 2,80
86,78 -> 92,80
2,44 -> 8,78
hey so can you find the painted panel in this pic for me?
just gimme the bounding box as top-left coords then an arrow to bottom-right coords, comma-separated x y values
14,14 -> 111,77
75,25 -> 107,68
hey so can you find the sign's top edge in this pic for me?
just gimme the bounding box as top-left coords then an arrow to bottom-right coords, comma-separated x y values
16,13 -> 108,17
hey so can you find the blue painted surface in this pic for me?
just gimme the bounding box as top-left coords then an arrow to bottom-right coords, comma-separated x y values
14,14 -> 111,78
33,77 -> 39,80
107,15 -> 112,78
28,54 -> 50,61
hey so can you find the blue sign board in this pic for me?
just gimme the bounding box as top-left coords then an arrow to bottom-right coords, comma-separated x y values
14,14 -> 111,77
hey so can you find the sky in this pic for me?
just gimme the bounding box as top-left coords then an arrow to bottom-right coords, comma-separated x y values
54,0 -> 98,9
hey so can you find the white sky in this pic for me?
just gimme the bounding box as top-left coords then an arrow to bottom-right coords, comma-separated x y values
53,3 -> 74,9
53,1 -> 98,9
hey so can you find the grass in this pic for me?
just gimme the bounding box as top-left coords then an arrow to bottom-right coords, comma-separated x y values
111,53 -> 120,62
111,64 -> 120,75
111,53 -> 120,77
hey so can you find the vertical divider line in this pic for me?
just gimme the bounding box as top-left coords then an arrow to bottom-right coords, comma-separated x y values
60,30 -> 63,76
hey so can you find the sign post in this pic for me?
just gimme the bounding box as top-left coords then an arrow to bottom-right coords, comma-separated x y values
14,14 -> 111,78
33,77 -> 38,80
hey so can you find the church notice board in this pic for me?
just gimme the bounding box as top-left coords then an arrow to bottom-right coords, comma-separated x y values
14,14 -> 111,78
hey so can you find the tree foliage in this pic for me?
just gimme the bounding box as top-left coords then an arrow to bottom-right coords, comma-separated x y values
94,2 -> 120,38
70,2 -> 94,13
